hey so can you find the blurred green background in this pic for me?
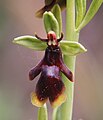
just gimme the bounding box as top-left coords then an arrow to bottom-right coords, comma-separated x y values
0,0 -> 103,120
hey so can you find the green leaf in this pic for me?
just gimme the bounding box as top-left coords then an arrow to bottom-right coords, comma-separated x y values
60,41 -> 87,56
13,35 -> 47,51
76,0 -> 86,28
76,0 -> 103,31
51,4 -> 62,37
43,11 -> 59,38
82,0 -> 86,15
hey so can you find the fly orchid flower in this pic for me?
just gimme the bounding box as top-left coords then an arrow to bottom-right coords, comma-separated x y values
36,0 -> 66,17
29,31 -> 73,108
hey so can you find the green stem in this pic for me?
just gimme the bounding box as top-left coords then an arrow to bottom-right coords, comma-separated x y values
65,0 -> 79,42
38,104 -> 48,120
60,0 -> 79,120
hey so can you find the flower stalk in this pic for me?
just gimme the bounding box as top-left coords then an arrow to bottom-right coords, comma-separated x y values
59,0 -> 79,120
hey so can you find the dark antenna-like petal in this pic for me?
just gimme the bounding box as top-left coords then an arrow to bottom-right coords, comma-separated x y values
35,34 -> 48,42
57,32 -> 63,42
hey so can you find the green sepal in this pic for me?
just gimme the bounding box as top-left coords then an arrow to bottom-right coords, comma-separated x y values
43,11 -> 59,38
13,35 -> 47,51
51,4 -> 62,37
60,41 -> 87,56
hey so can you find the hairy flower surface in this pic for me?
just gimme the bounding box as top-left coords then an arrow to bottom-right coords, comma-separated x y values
29,31 -> 73,108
